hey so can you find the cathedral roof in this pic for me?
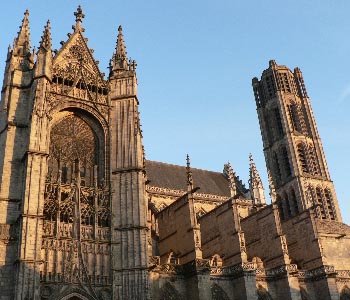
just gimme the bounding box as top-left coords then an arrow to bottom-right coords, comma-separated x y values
145,160 -> 248,197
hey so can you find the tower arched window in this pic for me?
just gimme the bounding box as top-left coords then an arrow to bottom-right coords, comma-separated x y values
308,146 -> 320,176
280,146 -> 292,178
289,189 -> 299,215
316,187 -> 327,219
277,195 -> 285,221
297,143 -> 309,173
306,186 -> 315,206
324,189 -> 336,220
272,152 -> 282,185
273,107 -> 284,140
284,192 -> 292,218
288,103 -> 302,133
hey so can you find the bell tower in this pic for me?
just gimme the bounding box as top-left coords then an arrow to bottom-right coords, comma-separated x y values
252,60 -> 342,222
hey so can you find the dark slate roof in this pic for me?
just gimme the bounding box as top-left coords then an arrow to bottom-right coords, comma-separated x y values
145,160 -> 242,197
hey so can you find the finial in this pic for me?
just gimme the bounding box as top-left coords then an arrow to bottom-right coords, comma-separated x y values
73,5 -> 85,32
186,154 -> 194,191
40,20 -> 52,50
224,162 -> 237,198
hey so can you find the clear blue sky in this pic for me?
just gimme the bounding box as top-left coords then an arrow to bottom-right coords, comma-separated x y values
1,1 -> 349,224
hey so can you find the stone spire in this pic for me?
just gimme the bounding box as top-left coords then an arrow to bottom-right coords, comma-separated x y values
110,25 -> 137,76
249,153 -> 266,205
268,169 -> 277,203
40,20 -> 52,50
116,25 -> 127,60
34,20 -> 53,79
73,5 -> 85,32
13,9 -> 31,57
186,154 -> 194,192
224,162 -> 237,198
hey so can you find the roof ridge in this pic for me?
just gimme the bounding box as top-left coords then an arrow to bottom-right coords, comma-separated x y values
145,159 -> 226,175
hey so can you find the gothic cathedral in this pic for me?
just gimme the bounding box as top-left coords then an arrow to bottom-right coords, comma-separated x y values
0,7 -> 349,300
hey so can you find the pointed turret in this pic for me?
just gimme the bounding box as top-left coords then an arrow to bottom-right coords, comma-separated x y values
34,20 -> 52,79
248,153 -> 266,205
110,25 -> 137,76
73,5 -> 85,32
186,154 -> 194,192
224,162 -> 237,198
13,9 -> 31,57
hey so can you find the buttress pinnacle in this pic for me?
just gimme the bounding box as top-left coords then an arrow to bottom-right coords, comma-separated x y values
249,153 -> 266,205
186,154 -> 194,191
40,20 -> 52,50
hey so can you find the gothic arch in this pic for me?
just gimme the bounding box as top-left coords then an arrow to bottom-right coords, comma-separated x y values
211,283 -> 230,300
58,288 -> 98,300
48,108 -> 108,183
159,282 -> 183,300
340,285 -> 350,300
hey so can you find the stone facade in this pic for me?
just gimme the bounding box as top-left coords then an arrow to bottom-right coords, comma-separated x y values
0,6 -> 349,300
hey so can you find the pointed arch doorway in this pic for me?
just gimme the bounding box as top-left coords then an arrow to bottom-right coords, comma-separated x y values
60,292 -> 94,300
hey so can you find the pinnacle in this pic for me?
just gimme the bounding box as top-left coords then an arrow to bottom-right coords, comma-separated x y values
249,153 -> 263,186
40,20 -> 52,50
14,9 -> 31,54
116,25 -> 127,59
186,154 -> 194,191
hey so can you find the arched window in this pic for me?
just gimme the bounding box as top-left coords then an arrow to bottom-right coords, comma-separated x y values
316,187 -> 327,219
273,107 -> 284,140
273,152 -> 282,185
308,146 -> 320,176
284,192 -> 292,218
288,102 -> 302,133
290,189 -> 299,215
280,146 -> 292,178
324,189 -> 336,220
297,143 -> 309,173
277,194 -> 285,221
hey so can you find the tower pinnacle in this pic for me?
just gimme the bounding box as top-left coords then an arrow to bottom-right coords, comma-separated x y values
110,25 -> 135,75
116,25 -> 127,59
248,153 -> 266,205
14,9 -> 31,56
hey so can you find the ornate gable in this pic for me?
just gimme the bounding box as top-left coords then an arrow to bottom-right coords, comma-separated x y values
51,31 -> 108,106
